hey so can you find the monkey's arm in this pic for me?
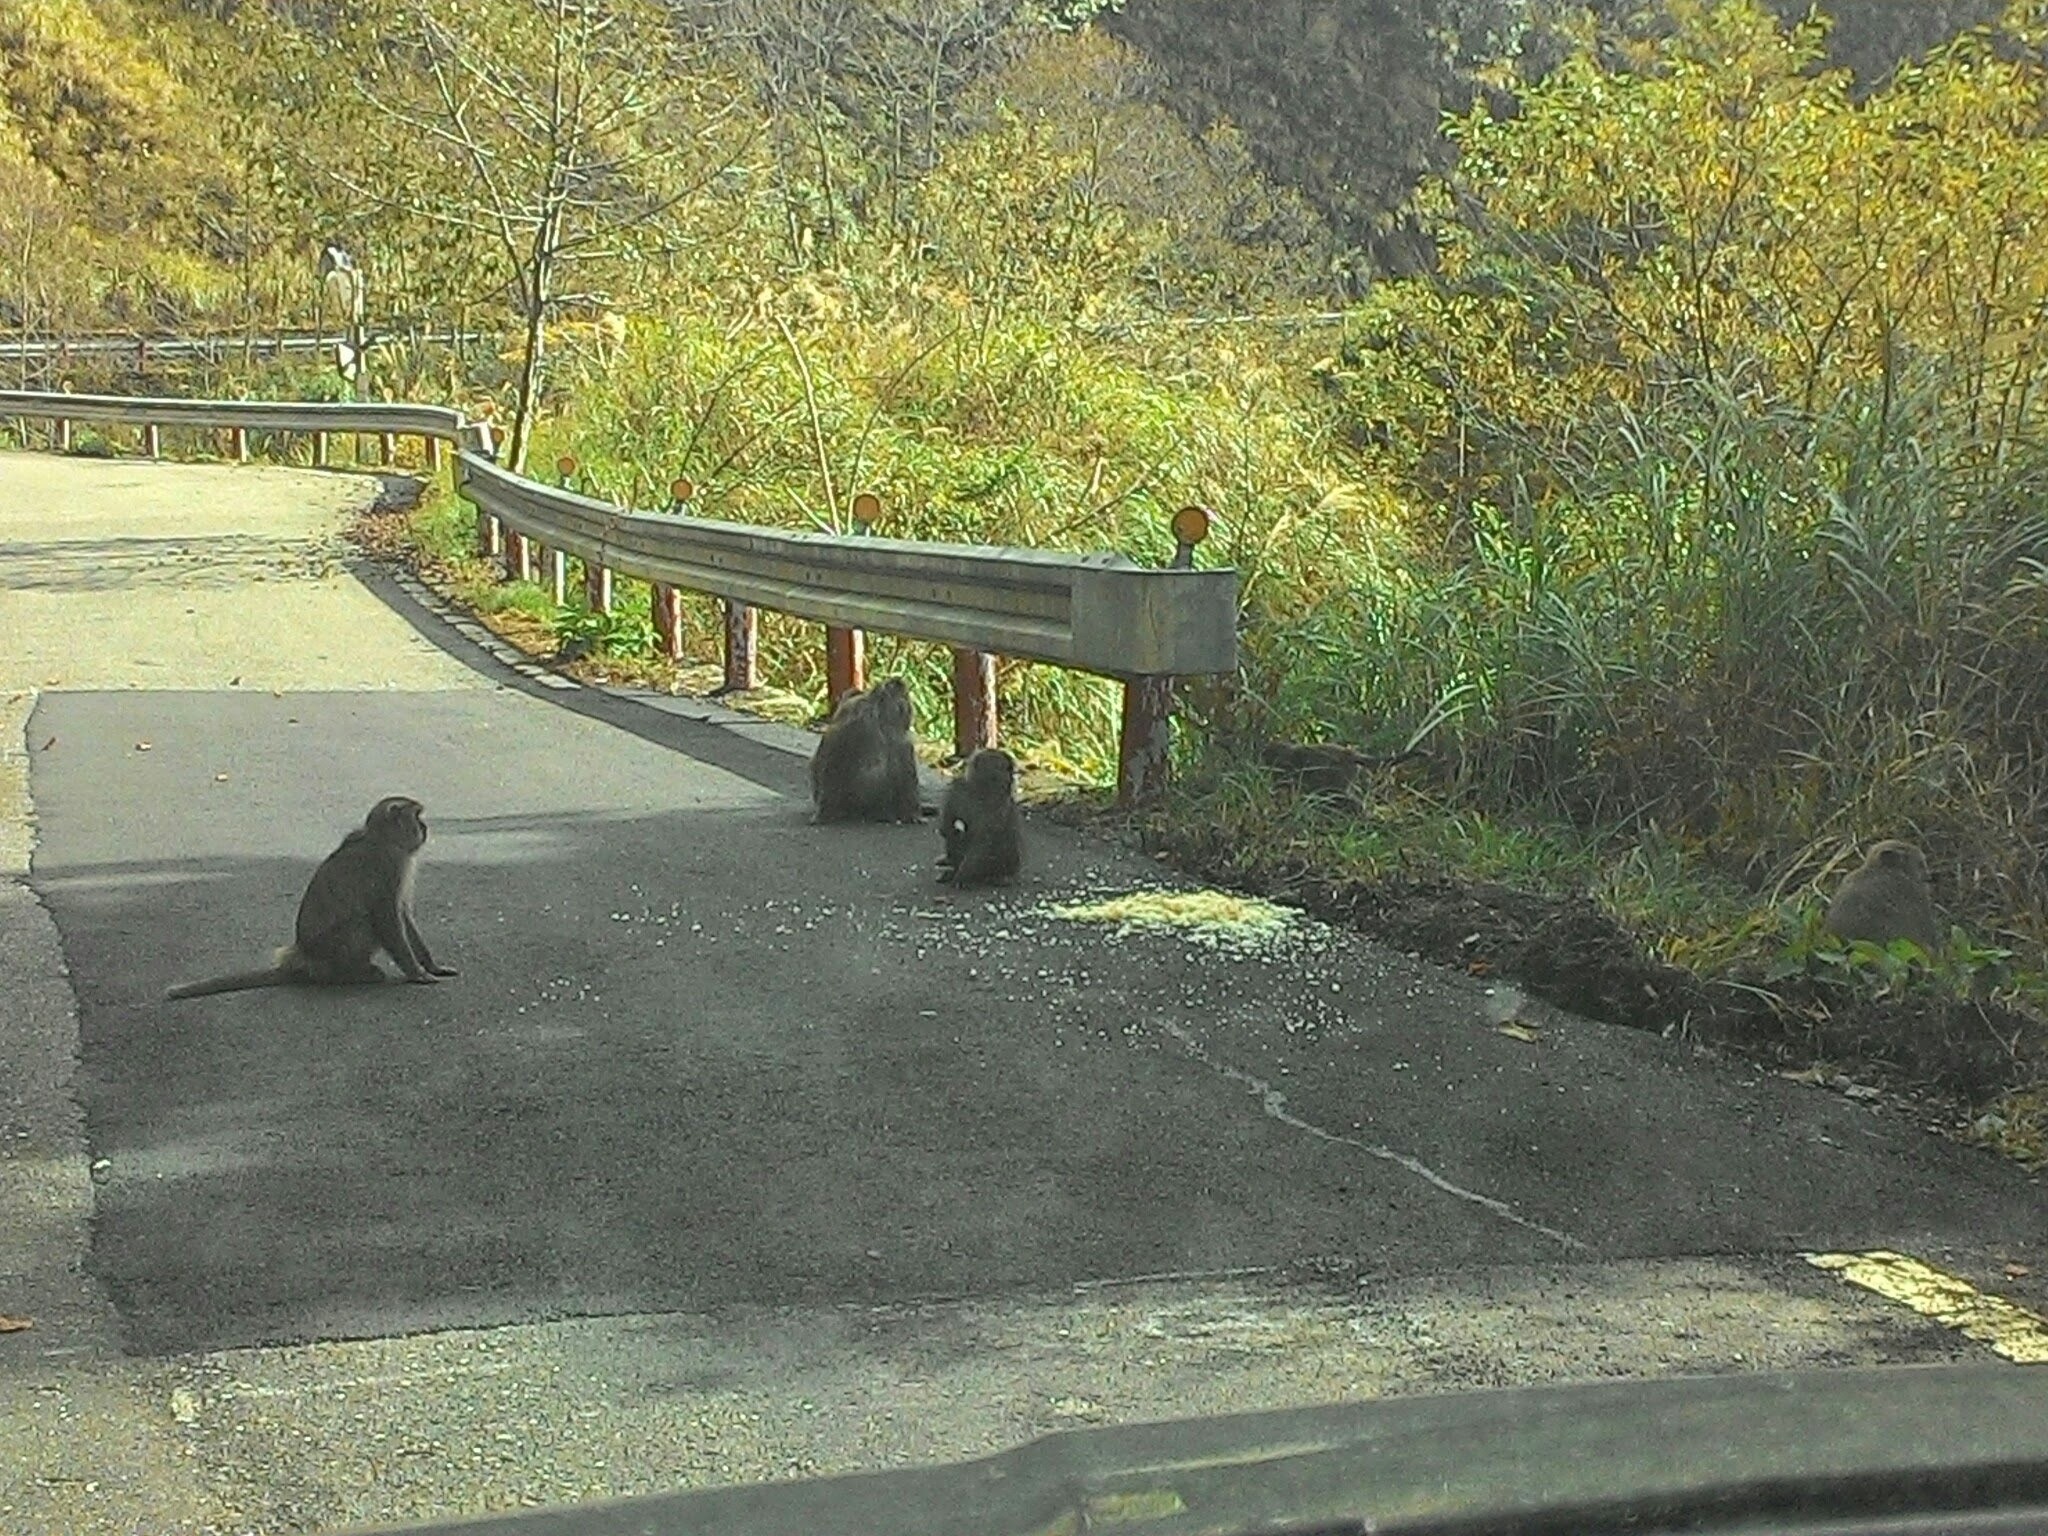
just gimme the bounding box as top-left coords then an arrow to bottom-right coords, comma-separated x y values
369,892 -> 436,982
402,909 -> 459,978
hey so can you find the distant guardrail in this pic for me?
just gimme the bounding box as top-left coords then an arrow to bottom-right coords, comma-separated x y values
0,329 -> 481,364
0,388 -> 1238,803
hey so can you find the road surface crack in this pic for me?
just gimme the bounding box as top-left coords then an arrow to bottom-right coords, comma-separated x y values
1159,1020 -> 1582,1250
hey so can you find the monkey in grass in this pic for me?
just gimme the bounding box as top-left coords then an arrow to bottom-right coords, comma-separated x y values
937,748 -> 1022,887
1824,839 -> 1942,955
809,676 -> 921,824
166,795 -> 459,999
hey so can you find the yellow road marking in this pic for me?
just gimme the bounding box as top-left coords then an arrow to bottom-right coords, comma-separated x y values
1806,1250 -> 2048,1364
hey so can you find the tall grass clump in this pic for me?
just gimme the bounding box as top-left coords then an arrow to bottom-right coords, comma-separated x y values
1227,0 -> 2048,941
545,299 -> 1369,776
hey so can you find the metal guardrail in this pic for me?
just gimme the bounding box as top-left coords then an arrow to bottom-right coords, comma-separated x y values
458,455 -> 1236,679
0,387 -> 1237,801
0,329 -> 480,362
0,389 -> 472,441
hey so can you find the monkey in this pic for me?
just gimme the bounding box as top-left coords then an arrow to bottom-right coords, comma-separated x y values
809,676 -> 921,824
936,748 -> 1023,887
166,796 -> 458,999
1824,839 -> 1942,955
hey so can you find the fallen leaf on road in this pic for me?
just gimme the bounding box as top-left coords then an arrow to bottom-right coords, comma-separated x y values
0,1316 -> 31,1333
1496,1022 -> 1541,1043
1844,1084 -> 1882,1100
134,741 -> 153,752
39,737 -> 55,751
2010,1265 -> 2033,1279
214,773 -> 229,783
229,676 -> 242,687
1779,1066 -> 1831,1085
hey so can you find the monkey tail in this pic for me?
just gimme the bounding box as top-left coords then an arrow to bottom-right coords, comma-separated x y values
164,947 -> 302,1000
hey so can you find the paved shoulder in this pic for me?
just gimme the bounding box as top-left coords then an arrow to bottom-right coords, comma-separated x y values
0,451 -> 480,693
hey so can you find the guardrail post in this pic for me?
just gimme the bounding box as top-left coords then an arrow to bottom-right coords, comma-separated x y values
558,456 -> 612,614
824,491 -> 883,709
655,477 -> 691,663
545,456 -> 574,608
826,627 -> 864,707
233,426 -> 248,462
1117,675 -> 1175,809
722,601 -> 758,692
314,430 -> 329,467
55,416 -> 70,452
145,422 -> 160,459
461,417 -> 503,558
380,431 -> 396,466
951,649 -> 998,758
655,586 -> 685,660
1115,507 -> 1219,809
426,436 -> 443,473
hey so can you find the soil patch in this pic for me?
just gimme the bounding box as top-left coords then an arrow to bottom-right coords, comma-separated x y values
1151,817 -> 2045,1123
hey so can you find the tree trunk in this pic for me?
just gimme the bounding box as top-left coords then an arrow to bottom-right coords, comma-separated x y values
508,270 -> 549,475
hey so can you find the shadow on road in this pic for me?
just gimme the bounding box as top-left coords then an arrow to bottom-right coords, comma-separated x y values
352,560 -> 810,799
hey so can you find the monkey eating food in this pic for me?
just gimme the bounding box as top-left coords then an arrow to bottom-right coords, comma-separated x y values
809,675 -> 921,824
1824,838 -> 1942,955
937,747 -> 1023,887
165,795 -> 459,999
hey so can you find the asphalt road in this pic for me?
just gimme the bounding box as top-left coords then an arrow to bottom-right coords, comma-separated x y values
4,450 -> 2045,1534
14,480 -> 2044,1359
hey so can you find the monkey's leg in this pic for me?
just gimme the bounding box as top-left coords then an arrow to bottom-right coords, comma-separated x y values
403,910 -> 459,978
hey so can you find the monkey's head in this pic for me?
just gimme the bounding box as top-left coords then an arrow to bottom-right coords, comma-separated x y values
869,676 -> 912,732
365,795 -> 430,852
966,748 -> 1016,795
1867,839 -> 1928,883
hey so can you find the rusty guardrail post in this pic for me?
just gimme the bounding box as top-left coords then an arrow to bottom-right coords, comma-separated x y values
951,648 -> 998,759
667,476 -> 758,691
1116,505 -> 1216,809
144,421 -> 160,459
824,491 -> 880,710
232,425 -> 248,462
654,478 -> 690,663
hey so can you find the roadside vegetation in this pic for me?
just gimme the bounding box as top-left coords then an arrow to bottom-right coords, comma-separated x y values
5,0 -> 2046,1144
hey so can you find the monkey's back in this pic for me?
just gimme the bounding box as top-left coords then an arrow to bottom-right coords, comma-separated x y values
811,692 -> 918,822
1826,869 -> 1940,952
294,831 -> 401,954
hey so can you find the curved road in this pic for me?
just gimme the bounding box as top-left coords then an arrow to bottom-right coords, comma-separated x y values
2,449 -> 2043,1534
